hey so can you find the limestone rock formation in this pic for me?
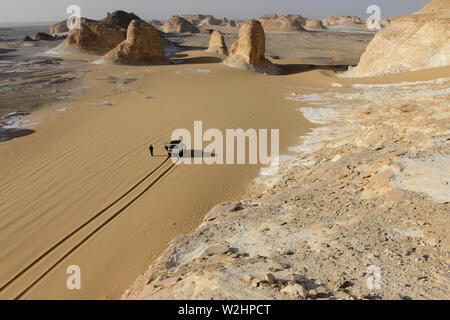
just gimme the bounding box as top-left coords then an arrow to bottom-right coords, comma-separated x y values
303,19 -> 326,30
101,10 -> 141,30
50,20 -> 69,35
380,17 -> 391,27
63,18 -> 126,54
198,16 -> 221,26
206,30 -> 228,56
23,36 -> 34,42
162,16 -> 200,33
101,20 -> 170,65
35,32 -> 55,41
349,0 -> 450,76
321,16 -> 361,27
225,20 -> 278,74
150,19 -> 163,27
259,14 -> 306,32
227,20 -> 237,28
181,14 -> 207,26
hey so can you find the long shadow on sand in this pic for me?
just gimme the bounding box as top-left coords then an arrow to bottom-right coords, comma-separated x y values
169,149 -> 216,159
0,128 -> 35,142
174,56 -> 223,65
0,48 -> 18,61
278,63 -> 351,75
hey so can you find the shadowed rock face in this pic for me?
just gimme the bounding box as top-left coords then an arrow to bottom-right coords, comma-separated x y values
101,10 -> 142,29
207,31 -> 228,56
162,16 -> 200,33
50,20 -> 69,35
35,32 -> 55,41
101,20 -> 170,65
65,18 -> 126,55
350,0 -> 450,76
225,20 -> 278,74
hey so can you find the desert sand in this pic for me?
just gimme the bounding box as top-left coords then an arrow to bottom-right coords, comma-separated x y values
1,1 -> 448,301
0,37 -> 321,299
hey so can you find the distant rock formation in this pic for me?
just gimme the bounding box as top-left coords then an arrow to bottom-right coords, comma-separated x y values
225,20 -> 278,74
101,10 -> 141,30
23,36 -> 34,42
259,14 -> 306,32
150,19 -> 163,27
321,16 -> 361,27
349,0 -> 450,76
206,30 -> 228,56
227,20 -> 237,28
50,20 -> 69,35
101,20 -> 170,65
35,32 -> 55,41
303,19 -> 325,30
162,16 -> 200,33
63,18 -> 126,54
181,14 -> 208,26
198,16 -> 221,26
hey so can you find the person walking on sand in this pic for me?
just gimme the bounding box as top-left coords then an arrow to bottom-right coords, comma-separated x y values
149,144 -> 154,157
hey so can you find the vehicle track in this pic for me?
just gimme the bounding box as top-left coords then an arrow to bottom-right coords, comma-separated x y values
0,156 -> 179,299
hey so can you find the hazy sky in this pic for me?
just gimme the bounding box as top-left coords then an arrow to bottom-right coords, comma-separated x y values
0,0 -> 430,23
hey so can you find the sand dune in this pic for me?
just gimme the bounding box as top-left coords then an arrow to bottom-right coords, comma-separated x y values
0,47 -> 318,299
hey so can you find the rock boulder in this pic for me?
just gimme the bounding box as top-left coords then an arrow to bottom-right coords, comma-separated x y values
162,16 -> 200,33
206,30 -> 228,56
349,0 -> 450,76
225,20 -> 278,74
101,20 -> 170,65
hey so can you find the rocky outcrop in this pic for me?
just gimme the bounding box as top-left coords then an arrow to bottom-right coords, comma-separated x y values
150,19 -> 163,27
162,16 -> 200,33
206,30 -> 228,56
125,68 -> 450,302
321,16 -> 361,27
380,17 -> 391,27
198,16 -> 221,26
63,18 -> 126,54
227,20 -> 237,28
225,20 -> 278,74
303,19 -> 326,30
101,10 -> 141,29
181,14 -> 208,26
50,20 -> 69,35
101,20 -> 170,65
259,14 -> 306,32
23,36 -> 34,42
349,0 -> 450,76
35,32 -> 55,41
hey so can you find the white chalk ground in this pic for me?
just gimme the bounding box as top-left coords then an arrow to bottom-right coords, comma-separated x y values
273,76 -> 450,204
391,154 -> 450,203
